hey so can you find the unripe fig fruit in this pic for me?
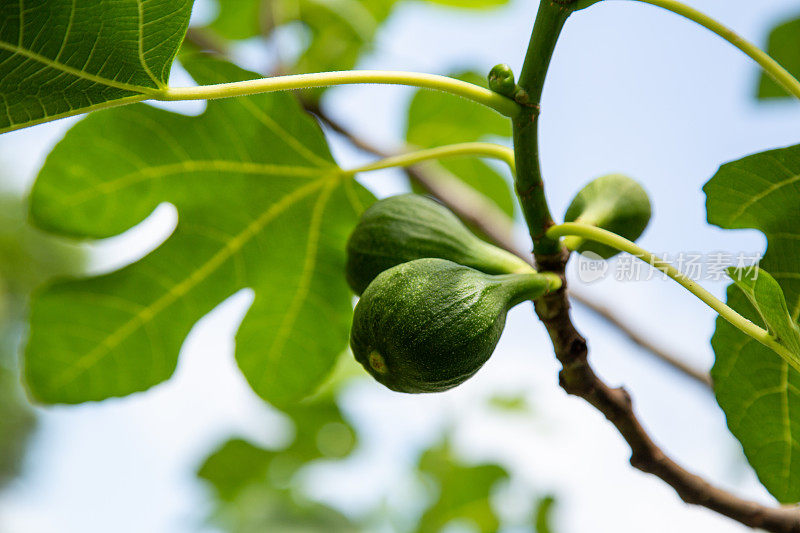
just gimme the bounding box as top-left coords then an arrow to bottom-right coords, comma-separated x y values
346,194 -> 531,295
563,174 -> 651,259
488,64 -> 517,97
350,258 -> 560,393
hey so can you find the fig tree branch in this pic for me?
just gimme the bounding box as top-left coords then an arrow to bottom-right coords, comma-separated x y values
516,2 -> 800,532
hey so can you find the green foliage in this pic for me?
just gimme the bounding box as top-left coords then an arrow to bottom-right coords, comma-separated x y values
199,401 -> 357,498
350,258 -> 555,393
563,174 -> 651,259
406,72 -> 516,218
416,442 -> 508,533
0,191 -> 85,488
207,0 -> 268,41
205,0 -> 511,77
345,194 -> 531,295
198,398 -> 360,532
0,0 -> 192,133
205,0 -> 397,101
0,366 -> 35,488
25,55 -> 374,405
727,267 -> 800,369
197,402 -> 547,533
533,495 -> 556,533
0,194 -> 85,298
757,15 -> 800,99
705,144 -> 800,502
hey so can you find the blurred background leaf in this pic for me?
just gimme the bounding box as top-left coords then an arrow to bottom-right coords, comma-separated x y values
415,440 -> 508,533
757,13 -> 800,99
0,184 -> 87,492
0,366 -> 35,489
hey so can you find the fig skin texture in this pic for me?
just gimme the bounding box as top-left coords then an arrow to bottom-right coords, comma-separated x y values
350,258 -> 557,393
346,194 -> 531,295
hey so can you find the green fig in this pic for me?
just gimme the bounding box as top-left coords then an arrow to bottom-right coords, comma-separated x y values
488,64 -> 517,98
350,258 -> 560,393
346,194 -> 531,295
563,174 -> 651,259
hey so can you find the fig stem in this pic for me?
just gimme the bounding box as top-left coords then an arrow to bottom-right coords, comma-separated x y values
341,142 -> 516,177
499,271 -> 563,305
160,70 -> 521,117
629,0 -> 800,100
547,222 -> 798,368
513,0 -> 574,257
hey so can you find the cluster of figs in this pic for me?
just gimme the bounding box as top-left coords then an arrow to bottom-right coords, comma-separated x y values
345,174 -> 651,393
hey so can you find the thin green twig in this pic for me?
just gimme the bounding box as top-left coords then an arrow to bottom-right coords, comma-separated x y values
160,70 -> 520,117
342,142 -> 516,177
547,222 -> 798,367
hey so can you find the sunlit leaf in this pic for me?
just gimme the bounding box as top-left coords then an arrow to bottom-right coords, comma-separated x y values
726,267 -> 800,367
0,0 -> 192,133
406,72 -> 515,218
25,55 -> 374,405
704,143 -> 800,502
757,15 -> 800,99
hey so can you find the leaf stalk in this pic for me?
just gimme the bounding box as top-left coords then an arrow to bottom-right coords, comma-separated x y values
160,70 -> 520,117
342,142 -> 515,177
547,222 -> 798,367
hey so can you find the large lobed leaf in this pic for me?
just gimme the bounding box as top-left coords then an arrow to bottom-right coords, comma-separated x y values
704,143 -> 800,502
0,0 -> 193,133
25,55 -> 374,405
757,14 -> 800,99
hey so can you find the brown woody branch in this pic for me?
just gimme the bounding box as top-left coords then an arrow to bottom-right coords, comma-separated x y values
533,255 -> 800,532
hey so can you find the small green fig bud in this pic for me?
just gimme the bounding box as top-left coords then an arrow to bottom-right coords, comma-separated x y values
563,174 -> 651,259
345,194 -> 531,295
350,258 -> 559,393
488,64 -> 517,97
